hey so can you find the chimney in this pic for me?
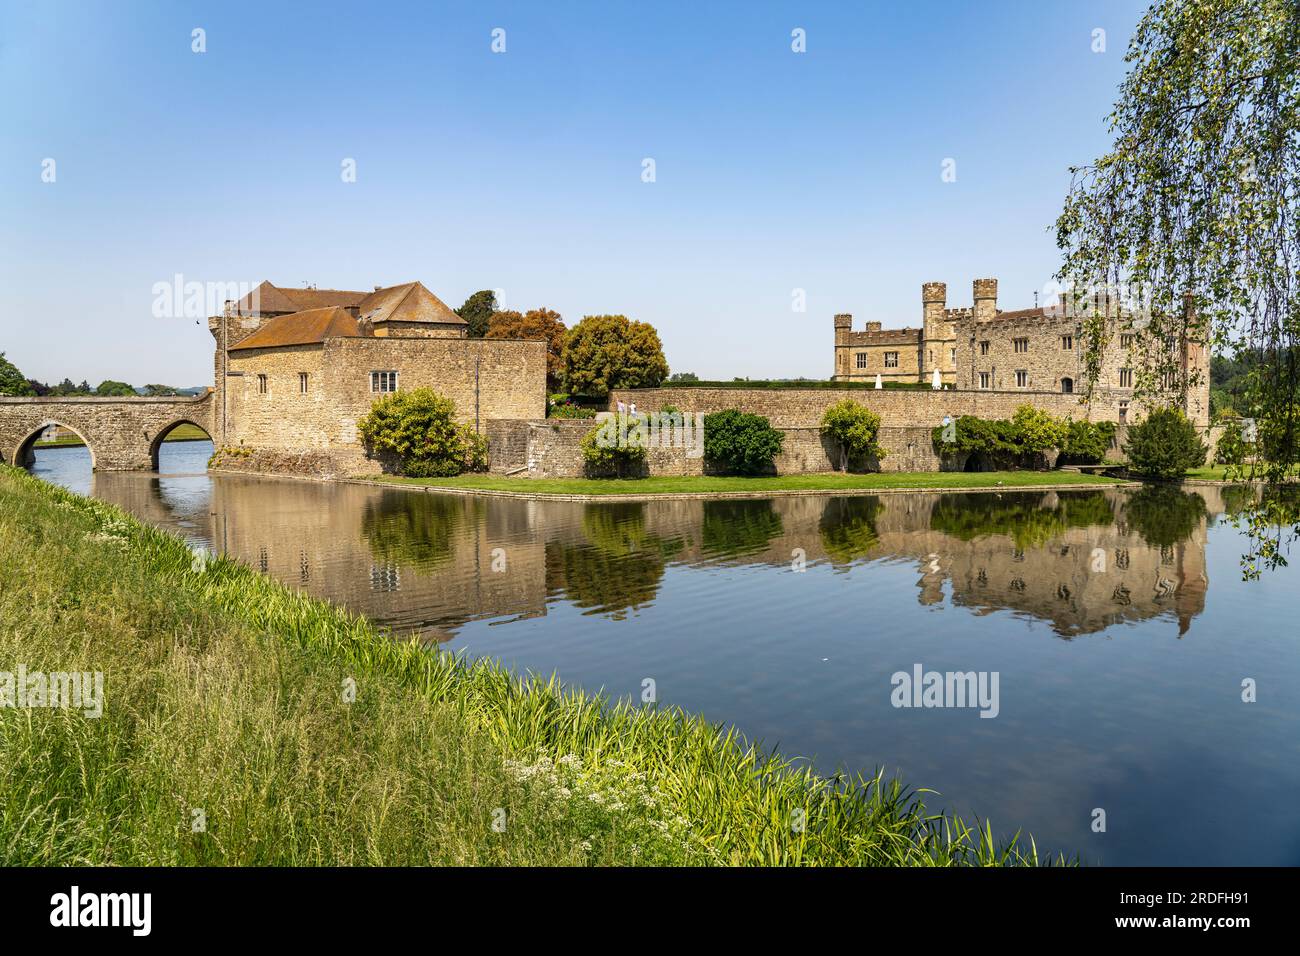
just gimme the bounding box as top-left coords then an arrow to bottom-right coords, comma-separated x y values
866,321 -> 882,332
973,278 -> 997,323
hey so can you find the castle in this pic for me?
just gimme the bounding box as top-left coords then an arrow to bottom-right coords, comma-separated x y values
189,275 -> 1212,482
206,280 -> 547,476
832,278 -> 1210,427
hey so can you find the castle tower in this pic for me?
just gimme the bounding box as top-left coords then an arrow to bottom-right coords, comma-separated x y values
973,278 -> 998,323
833,313 -> 853,379
921,282 -> 954,384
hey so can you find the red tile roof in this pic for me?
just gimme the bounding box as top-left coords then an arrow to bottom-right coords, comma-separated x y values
228,307 -> 368,351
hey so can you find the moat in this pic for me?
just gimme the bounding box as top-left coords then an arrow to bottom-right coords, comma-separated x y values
32,440 -> 1300,866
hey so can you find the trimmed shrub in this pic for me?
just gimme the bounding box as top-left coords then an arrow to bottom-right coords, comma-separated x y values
580,419 -> 648,478
358,388 -> 488,478
1060,419 -> 1118,465
702,410 -> 784,475
1122,406 -> 1207,480
931,406 -> 1069,470
820,400 -> 886,471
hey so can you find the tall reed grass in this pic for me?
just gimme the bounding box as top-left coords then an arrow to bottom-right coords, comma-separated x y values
0,465 -> 1066,865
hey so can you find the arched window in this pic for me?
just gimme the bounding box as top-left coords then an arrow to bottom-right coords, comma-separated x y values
1061,377 -> 1074,394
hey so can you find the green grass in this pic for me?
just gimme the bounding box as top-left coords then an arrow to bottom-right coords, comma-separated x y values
0,464 -> 1064,866
369,470 -> 1126,497
34,422 -> 209,448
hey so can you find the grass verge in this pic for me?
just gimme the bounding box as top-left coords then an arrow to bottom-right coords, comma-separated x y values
367,470 -> 1125,497
0,464 -> 1063,865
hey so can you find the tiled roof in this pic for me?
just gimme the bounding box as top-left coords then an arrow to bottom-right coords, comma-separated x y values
231,281 -> 368,315
357,282 -> 466,326
228,307 -> 368,351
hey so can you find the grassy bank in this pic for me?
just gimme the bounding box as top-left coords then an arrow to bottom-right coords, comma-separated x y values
0,464 -> 1062,865
34,422 -> 209,448
369,470 -> 1125,497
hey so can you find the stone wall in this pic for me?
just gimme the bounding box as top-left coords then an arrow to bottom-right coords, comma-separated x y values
0,393 -> 214,471
607,386 -> 1108,429
220,336 -> 547,477
487,419 -> 942,478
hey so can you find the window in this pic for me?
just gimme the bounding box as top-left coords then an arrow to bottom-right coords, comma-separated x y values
1119,368 -> 1132,387
299,372 -> 309,394
1013,337 -> 1029,354
1119,401 -> 1129,424
978,371 -> 990,390
1120,333 -> 1134,348
979,340 -> 990,355
257,374 -> 267,394
371,370 -> 398,393
855,352 -> 867,369
950,347 -> 956,363
1061,335 -> 1073,350
1015,370 -> 1028,388
1061,377 -> 1074,394
884,352 -> 898,368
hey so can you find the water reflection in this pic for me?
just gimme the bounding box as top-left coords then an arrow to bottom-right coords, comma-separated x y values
83,466 -> 1225,642
37,443 -> 1300,865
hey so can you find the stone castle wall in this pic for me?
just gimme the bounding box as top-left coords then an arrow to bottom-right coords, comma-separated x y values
487,418 -> 942,478
218,335 -> 547,477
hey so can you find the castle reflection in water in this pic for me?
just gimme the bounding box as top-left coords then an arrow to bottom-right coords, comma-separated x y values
89,472 -> 1239,643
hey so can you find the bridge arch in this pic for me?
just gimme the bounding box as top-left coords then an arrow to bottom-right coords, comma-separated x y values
0,392 -> 213,473
11,421 -> 97,470
149,418 -> 214,470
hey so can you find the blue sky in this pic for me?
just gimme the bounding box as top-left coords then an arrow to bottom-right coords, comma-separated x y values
0,0 -> 1148,387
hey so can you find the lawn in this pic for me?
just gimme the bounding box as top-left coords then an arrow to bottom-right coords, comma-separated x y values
368,470 -> 1127,497
0,464 -> 1060,866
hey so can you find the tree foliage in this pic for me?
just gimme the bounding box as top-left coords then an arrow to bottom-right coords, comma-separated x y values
1055,0 -> 1300,568
559,314 -> 669,398
456,290 -> 497,339
487,307 -> 567,386
0,352 -> 35,396
1122,406 -> 1208,480
357,387 -> 487,478
819,399 -> 886,471
580,420 -> 648,477
1060,419 -> 1119,465
702,410 -> 784,475
931,405 -> 1070,469
94,380 -> 136,397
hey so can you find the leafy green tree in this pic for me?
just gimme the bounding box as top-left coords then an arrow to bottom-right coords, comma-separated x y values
486,307 -> 567,387
94,380 -> 137,397
357,387 -> 487,478
1009,405 -> 1068,459
1060,419 -> 1118,465
1123,407 -> 1208,480
702,409 -> 784,475
1055,0 -> 1300,568
820,399 -> 886,471
0,352 -> 35,396
560,314 -> 669,398
667,371 -> 699,383
143,384 -> 179,396
580,419 -> 648,477
456,290 -> 497,339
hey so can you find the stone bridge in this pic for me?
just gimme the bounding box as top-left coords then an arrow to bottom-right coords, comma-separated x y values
0,391 -> 214,471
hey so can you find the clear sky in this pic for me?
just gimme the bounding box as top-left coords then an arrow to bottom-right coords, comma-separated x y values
1,0 -> 1149,388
